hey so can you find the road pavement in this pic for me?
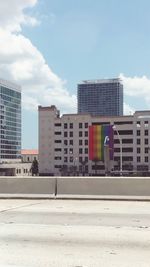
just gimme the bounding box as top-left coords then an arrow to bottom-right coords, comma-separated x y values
0,199 -> 150,267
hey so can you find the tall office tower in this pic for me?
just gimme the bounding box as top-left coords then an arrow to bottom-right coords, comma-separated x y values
78,78 -> 123,116
0,79 -> 21,161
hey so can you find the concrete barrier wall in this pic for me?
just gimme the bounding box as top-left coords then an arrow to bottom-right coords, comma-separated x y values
57,177 -> 150,197
0,177 -> 55,195
0,176 -> 150,199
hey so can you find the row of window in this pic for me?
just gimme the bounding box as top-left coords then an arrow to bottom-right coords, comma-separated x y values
16,168 -> 29,174
0,86 -> 21,99
55,121 -> 150,129
55,131 -> 88,138
0,155 -> 21,159
137,130 -> 149,136
114,156 -> 149,163
0,120 -> 21,128
114,147 -> 150,153
55,148 -> 89,155
0,140 -> 21,145
1,99 -> 21,109
55,122 -> 89,129
114,138 -> 149,144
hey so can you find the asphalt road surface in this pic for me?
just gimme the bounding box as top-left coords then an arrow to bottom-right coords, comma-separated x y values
0,199 -> 150,267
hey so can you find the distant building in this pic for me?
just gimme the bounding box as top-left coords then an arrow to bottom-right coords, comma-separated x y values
0,150 -> 39,176
77,78 -> 123,116
0,79 -> 21,161
39,105 -> 150,176
21,149 -> 38,163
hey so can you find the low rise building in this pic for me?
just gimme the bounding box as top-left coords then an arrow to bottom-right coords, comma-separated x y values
0,149 -> 39,176
21,149 -> 38,163
38,105 -> 150,176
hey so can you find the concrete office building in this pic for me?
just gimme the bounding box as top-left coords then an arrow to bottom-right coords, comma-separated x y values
78,78 -> 123,116
0,79 -> 21,162
39,105 -> 150,176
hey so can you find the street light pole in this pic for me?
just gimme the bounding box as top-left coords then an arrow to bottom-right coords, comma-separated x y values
112,125 -> 122,176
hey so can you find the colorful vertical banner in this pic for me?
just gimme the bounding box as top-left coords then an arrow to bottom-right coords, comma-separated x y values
89,125 -> 114,161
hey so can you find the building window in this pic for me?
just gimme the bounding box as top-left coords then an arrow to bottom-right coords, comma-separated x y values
55,123 -> 61,127
70,140 -> 73,145
85,131 -> 88,137
85,140 -> 88,146
55,140 -> 61,143
64,148 -> 67,154
85,148 -> 88,154
85,123 -> 88,128
122,147 -> 133,152
122,139 -> 133,144
85,165 -> 88,173
114,148 -> 120,152
137,156 -> 141,162
70,157 -> 73,163
122,156 -> 133,161
137,130 -> 140,136
85,156 -> 88,162
70,123 -> 73,129
79,140 -> 82,146
64,157 -> 68,163
79,157 -> 82,163
55,132 -> 61,135
79,123 -> 82,128
79,131 -> 82,137
137,139 -> 140,145
69,148 -> 73,154
117,130 -> 133,135
145,147 -> 149,154
64,140 -> 68,145
137,147 -> 140,154
64,123 -> 67,129
145,139 -> 149,145
54,165 -> 61,169
55,156 -> 61,160
79,148 -> 82,154
64,132 -> 68,137
70,131 -> 73,137
145,130 -> 148,136
145,156 -> 148,163
55,148 -> 62,152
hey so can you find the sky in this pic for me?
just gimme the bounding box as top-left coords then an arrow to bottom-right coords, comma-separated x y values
1,0 -> 150,149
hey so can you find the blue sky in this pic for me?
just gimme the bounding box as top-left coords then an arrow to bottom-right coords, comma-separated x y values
1,0 -> 150,148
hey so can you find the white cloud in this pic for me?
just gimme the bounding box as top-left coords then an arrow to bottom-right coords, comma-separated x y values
120,73 -> 150,112
0,0 -> 77,114
120,73 -> 150,98
0,0 -> 39,32
124,103 -> 135,115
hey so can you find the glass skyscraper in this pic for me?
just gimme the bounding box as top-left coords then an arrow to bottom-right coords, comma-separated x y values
0,79 -> 21,160
78,78 -> 123,116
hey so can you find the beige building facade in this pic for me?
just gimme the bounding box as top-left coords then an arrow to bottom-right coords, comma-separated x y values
38,105 -> 150,176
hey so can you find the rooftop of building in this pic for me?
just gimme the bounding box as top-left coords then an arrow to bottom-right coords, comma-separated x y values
38,105 -> 58,111
38,104 -> 150,120
21,149 -> 38,155
0,78 -> 21,92
78,78 -> 122,85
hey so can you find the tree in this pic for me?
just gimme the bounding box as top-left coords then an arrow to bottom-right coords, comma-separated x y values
31,159 -> 39,176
